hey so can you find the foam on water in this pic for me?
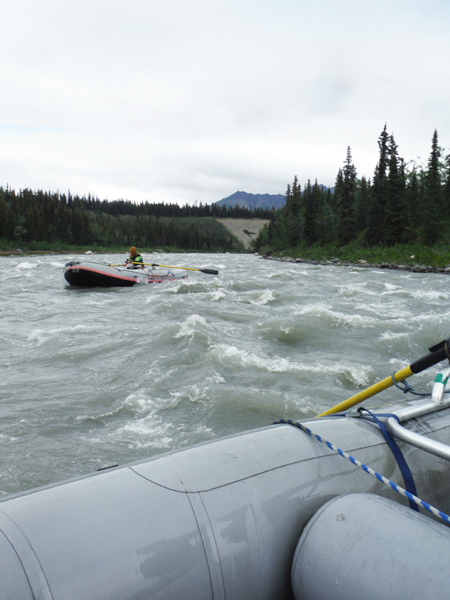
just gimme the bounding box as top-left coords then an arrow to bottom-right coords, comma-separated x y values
175,314 -> 209,338
50,261 -> 67,268
410,290 -> 450,301
246,289 -> 276,305
210,289 -> 226,301
27,324 -> 92,346
379,330 -> 411,341
212,343 -> 293,372
293,303 -> 380,328
361,303 -> 412,318
210,343 -> 372,385
267,270 -> 300,279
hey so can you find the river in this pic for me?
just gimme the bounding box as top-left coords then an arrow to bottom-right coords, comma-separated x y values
1,252 -> 449,497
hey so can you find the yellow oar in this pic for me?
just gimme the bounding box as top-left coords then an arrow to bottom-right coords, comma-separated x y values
109,262 -> 218,275
142,262 -> 218,275
317,338 -> 450,417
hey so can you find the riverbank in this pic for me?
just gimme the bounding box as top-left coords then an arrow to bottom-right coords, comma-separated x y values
3,248 -> 450,273
262,255 -> 450,274
0,248 -> 225,257
0,250 -> 75,256
0,243 -> 246,257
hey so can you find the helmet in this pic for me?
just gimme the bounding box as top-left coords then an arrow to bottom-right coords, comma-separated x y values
129,246 -> 137,255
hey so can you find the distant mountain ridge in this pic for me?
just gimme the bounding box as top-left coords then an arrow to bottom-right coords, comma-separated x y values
214,188 -> 334,211
214,191 -> 286,210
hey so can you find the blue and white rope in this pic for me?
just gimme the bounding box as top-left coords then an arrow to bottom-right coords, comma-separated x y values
275,419 -> 450,526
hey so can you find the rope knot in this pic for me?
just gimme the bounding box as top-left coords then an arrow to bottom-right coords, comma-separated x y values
391,371 -> 415,394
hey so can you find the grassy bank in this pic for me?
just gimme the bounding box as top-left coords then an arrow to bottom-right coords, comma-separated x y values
0,241 -> 235,256
267,242 -> 450,268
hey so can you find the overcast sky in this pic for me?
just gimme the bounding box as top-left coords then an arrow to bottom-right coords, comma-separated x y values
1,0 -> 450,205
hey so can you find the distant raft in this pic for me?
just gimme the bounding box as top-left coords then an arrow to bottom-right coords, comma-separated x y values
64,261 -> 188,287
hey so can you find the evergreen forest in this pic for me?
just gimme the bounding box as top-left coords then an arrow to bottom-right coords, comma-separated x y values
2,125 -> 450,259
0,190 -> 274,253
253,127 -> 450,262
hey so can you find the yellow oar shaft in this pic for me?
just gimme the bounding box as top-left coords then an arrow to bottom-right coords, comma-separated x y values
109,262 -> 218,275
316,340 -> 450,418
317,366 -> 413,417
142,263 -> 218,275
141,263 -> 199,272
109,263 -> 195,270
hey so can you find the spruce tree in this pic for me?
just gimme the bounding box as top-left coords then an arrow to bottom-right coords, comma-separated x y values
291,176 -> 302,217
423,130 -> 442,244
0,196 -> 8,239
9,194 -> 21,238
285,176 -> 303,246
355,176 -> 370,232
443,154 -> 450,215
283,183 -> 292,215
384,135 -> 408,245
303,180 -> 317,244
368,125 -> 389,244
325,186 -> 335,242
337,147 -> 357,245
405,167 -> 420,229
316,184 -> 333,243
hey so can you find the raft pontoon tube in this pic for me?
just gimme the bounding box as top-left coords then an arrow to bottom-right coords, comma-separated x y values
1,394 -> 450,600
292,492 -> 450,600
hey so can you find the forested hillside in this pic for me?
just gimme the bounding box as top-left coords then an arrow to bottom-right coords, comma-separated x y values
253,127 -> 450,254
2,126 -> 449,256
0,190 -> 274,252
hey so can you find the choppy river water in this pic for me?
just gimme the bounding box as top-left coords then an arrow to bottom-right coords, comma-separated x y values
1,252 -> 449,497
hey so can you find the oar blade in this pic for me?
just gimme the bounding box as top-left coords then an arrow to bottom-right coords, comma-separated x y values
199,268 -> 218,275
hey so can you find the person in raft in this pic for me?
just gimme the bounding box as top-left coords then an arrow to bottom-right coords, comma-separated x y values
124,247 -> 144,268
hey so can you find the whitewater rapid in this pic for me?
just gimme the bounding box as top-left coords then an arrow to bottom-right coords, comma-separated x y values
1,252 -> 448,496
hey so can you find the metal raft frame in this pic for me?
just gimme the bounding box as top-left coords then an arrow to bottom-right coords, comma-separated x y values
387,366 -> 450,461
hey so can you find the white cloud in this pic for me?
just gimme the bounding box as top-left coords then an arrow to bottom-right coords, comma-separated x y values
1,0 -> 450,204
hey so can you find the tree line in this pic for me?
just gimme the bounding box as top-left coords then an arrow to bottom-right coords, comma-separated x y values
0,188 -> 274,251
254,127 -> 450,252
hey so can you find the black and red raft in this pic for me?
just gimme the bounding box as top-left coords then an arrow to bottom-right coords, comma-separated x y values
63,261 -> 188,287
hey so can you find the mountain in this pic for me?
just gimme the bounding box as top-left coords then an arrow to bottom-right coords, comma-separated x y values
214,191 -> 286,211
214,187 -> 334,211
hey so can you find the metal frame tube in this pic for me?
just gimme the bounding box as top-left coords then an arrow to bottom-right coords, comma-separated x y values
386,367 -> 450,460
393,397 -> 450,423
386,416 -> 450,461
